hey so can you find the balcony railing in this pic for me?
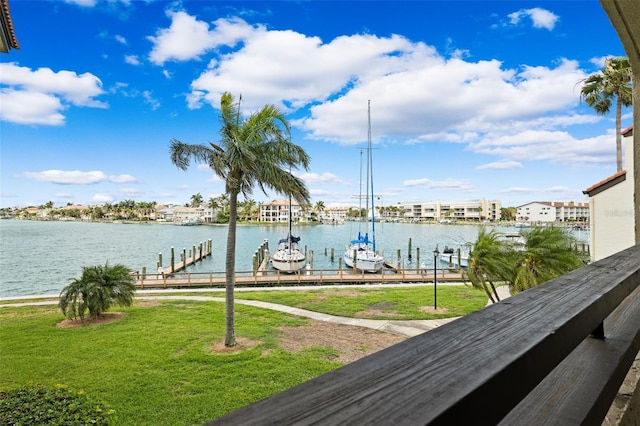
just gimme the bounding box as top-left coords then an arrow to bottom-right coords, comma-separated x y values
207,244 -> 640,424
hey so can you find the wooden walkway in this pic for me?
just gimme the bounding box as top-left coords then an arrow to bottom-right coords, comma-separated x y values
157,239 -> 213,275
136,268 -> 464,289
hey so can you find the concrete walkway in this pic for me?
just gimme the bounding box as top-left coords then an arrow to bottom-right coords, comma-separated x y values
1,283 -> 512,338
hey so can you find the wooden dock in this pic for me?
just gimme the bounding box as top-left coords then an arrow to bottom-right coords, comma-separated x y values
135,267 -> 464,290
156,239 -> 213,276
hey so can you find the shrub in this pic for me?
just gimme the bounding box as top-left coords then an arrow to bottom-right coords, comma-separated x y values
59,262 -> 136,320
0,384 -> 115,425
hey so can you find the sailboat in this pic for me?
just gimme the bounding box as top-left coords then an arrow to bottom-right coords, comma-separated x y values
344,100 -> 385,273
271,197 -> 306,273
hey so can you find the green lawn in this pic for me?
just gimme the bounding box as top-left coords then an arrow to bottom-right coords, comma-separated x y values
0,286 -> 486,425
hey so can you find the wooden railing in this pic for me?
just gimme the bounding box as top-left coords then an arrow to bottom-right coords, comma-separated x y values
135,267 -> 460,289
207,245 -> 640,425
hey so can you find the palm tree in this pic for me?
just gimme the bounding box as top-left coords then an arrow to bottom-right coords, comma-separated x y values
465,227 -> 510,303
580,56 -> 633,172
190,193 -> 203,208
170,92 -> 310,346
59,263 -> 136,320
314,200 -> 325,221
510,227 -> 584,294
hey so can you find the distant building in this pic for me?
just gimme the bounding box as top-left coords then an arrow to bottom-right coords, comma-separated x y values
583,125 -> 635,261
260,199 -> 303,223
515,201 -> 589,223
398,199 -> 502,222
320,206 -> 349,222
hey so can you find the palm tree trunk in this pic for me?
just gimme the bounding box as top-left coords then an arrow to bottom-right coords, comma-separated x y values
482,282 -> 496,304
488,280 -> 501,302
224,190 -> 239,347
615,95 -> 623,172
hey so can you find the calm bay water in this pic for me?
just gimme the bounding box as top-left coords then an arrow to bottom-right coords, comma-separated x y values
0,219 -> 589,298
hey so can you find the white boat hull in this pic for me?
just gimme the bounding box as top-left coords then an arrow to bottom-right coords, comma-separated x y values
271,249 -> 306,273
344,244 -> 384,273
439,252 -> 469,268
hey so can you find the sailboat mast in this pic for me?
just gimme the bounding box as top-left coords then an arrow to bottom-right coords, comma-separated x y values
288,195 -> 292,255
368,100 -> 377,253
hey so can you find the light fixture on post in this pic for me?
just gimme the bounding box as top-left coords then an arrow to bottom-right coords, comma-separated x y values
433,246 -> 439,310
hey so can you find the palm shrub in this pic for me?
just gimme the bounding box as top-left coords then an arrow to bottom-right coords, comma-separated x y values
466,226 -> 585,300
510,227 -> 585,294
465,227 -> 511,303
59,262 -> 136,320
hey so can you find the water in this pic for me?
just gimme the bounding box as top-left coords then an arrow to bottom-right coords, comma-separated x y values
0,220 -> 588,298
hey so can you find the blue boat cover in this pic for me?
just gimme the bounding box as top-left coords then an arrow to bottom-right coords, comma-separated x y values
279,234 -> 300,244
350,232 -> 371,245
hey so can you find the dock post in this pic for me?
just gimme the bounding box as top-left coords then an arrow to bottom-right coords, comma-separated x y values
416,247 -> 420,273
158,252 -> 163,268
408,238 -> 412,261
170,247 -> 175,273
330,248 -> 334,262
182,248 -> 186,269
199,242 -> 203,261
397,249 -> 401,270
253,253 -> 258,275
209,239 -> 213,256
192,245 -> 196,263
310,250 -> 314,271
142,266 -> 146,280
324,247 -> 327,256
353,248 -> 357,273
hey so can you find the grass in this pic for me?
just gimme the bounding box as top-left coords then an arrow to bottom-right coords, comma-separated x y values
230,285 -> 487,319
0,285 -> 487,425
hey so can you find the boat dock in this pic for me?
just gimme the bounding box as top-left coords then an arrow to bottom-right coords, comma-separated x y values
153,239 -> 213,276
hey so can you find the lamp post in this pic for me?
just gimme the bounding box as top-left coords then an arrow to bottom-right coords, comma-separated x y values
433,247 -> 439,310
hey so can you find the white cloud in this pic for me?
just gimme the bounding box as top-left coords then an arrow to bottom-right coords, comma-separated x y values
145,10 -> 609,173
109,174 -> 138,183
142,90 -> 160,110
0,89 -> 65,125
403,177 -> 475,192
92,193 -> 114,202
0,63 -> 107,125
125,54 -> 141,65
24,170 -> 108,185
297,172 -> 343,185
508,8 -> 559,31
148,13 -> 254,65
64,0 -> 97,7
115,34 -> 127,45
477,161 -> 523,170
22,170 -> 138,185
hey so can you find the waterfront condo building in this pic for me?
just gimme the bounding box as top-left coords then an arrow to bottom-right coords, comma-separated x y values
515,201 -> 590,223
398,199 -> 502,222
259,199 -> 304,223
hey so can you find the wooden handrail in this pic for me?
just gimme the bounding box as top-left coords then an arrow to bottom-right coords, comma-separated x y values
135,266 -> 460,288
207,245 -> 640,425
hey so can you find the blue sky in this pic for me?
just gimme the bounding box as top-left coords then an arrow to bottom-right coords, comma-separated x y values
0,0 -> 632,209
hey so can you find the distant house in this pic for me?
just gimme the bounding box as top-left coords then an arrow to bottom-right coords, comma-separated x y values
583,125 -> 635,261
0,0 -> 20,53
